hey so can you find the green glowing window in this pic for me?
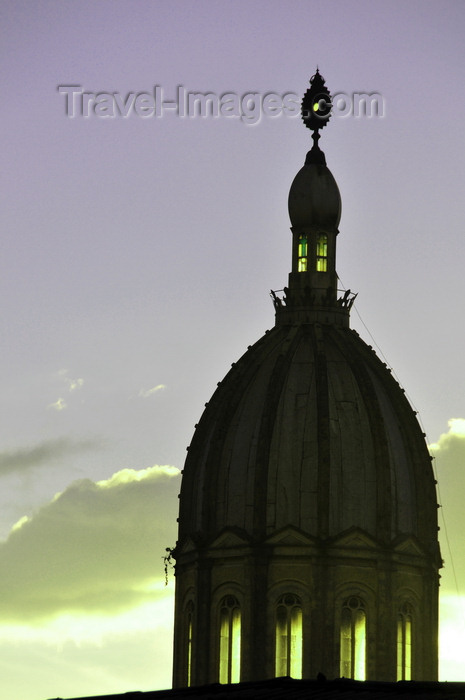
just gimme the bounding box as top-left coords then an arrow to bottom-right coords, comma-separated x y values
219,595 -> 241,684
275,594 -> 303,678
186,601 -> 194,687
298,235 -> 308,272
397,603 -> 413,681
340,597 -> 366,680
316,234 -> 328,272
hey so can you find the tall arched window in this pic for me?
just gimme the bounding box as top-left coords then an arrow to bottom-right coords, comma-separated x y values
275,594 -> 303,678
298,234 -> 308,272
219,595 -> 241,684
316,233 -> 328,271
340,596 -> 366,680
397,602 -> 413,681
185,601 -> 194,687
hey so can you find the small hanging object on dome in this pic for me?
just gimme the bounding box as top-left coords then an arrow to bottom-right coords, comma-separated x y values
301,68 -> 332,163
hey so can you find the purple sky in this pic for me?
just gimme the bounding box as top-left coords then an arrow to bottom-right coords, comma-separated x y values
1,1 -> 465,698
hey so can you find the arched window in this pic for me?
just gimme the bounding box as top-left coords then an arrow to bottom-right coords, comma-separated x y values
275,594 -> 303,678
219,595 -> 241,684
316,234 -> 328,271
185,601 -> 194,687
340,596 -> 366,680
397,602 -> 413,681
298,235 -> 308,272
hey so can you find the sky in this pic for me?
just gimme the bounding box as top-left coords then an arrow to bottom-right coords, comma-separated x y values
1,0 -> 465,698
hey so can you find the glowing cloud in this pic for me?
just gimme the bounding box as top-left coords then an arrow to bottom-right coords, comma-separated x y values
429,418 -> 465,451
138,384 -> 166,398
428,419 -> 465,597
0,464 -> 180,623
440,594 -> 465,679
58,368 -> 84,392
96,465 -> 179,489
447,418 -> 465,436
49,397 -> 67,411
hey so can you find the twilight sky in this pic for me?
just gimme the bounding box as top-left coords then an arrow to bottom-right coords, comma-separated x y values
1,1 -> 465,698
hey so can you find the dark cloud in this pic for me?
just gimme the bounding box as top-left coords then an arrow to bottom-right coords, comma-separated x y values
0,465 -> 180,622
0,437 -> 100,477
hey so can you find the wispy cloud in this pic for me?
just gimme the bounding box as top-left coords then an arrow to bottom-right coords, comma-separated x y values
0,437 -> 99,477
138,384 -> 166,398
58,369 -> 84,393
0,465 -> 180,622
48,398 -> 67,411
47,370 -> 84,411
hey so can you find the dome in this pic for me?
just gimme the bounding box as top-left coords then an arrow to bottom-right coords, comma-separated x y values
178,321 -> 438,556
288,152 -> 341,231
173,72 -> 440,686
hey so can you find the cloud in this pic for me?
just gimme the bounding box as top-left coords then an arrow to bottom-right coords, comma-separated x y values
0,437 -> 99,477
138,384 -> 166,398
439,594 -> 465,680
0,465 -> 180,623
49,397 -> 67,411
429,419 -> 465,594
429,418 -> 465,451
0,612 -> 174,700
47,370 -> 84,410
58,368 -> 84,393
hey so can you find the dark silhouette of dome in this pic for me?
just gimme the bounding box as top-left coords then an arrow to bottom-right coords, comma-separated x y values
173,72 -> 440,687
179,322 -> 438,553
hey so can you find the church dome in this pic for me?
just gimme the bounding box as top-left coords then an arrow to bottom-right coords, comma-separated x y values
178,321 -> 438,554
173,72 -> 440,687
288,153 -> 341,232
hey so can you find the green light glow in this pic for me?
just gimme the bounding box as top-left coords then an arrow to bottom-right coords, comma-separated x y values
316,233 -> 328,272
397,606 -> 413,680
340,597 -> 366,681
298,235 -> 308,272
219,597 -> 241,684
275,595 -> 302,679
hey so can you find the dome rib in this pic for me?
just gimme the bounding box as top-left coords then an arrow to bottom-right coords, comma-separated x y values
330,327 -> 394,543
338,328 -> 439,557
312,323 -> 332,540
252,325 -> 302,540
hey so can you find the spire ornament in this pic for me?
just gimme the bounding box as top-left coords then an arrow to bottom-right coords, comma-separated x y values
301,69 -> 332,164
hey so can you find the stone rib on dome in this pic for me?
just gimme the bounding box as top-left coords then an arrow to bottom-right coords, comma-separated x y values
179,322 -> 438,557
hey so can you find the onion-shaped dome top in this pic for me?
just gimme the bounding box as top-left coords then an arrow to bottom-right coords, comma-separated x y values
178,321 -> 439,562
288,157 -> 341,231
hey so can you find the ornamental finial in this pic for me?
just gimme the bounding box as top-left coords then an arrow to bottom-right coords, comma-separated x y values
301,69 -> 332,163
